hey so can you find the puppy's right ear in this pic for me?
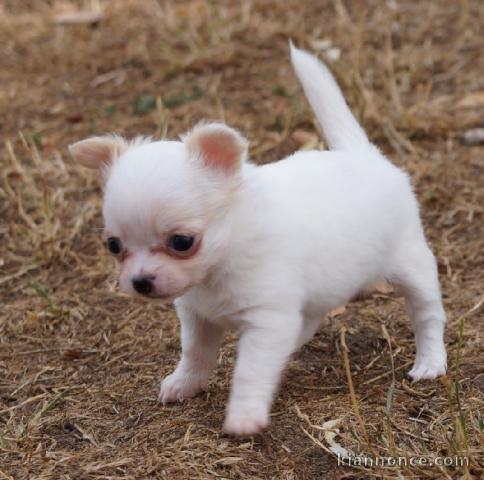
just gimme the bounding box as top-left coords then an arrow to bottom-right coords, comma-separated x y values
68,135 -> 128,171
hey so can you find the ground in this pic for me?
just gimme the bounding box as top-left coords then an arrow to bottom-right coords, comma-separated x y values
0,1 -> 483,479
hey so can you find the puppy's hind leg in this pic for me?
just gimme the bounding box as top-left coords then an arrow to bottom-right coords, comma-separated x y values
388,242 -> 447,381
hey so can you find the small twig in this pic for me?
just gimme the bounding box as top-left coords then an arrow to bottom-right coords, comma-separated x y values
362,361 -> 413,385
0,348 -> 100,358
453,315 -> 468,447
0,264 -> 39,287
29,389 -> 70,426
381,324 -> 396,417
0,470 -> 15,480
0,394 -> 47,416
339,327 -> 374,456
9,366 -> 57,397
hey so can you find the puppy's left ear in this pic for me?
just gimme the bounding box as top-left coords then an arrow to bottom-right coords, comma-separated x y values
68,135 -> 128,171
183,123 -> 248,175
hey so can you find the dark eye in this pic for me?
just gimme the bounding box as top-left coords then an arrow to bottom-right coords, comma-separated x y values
107,236 -> 122,255
168,234 -> 195,253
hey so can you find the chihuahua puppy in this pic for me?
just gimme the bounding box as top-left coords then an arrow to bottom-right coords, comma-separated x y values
70,44 -> 447,436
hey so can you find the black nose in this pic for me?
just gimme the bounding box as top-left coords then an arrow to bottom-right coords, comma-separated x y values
132,276 -> 153,295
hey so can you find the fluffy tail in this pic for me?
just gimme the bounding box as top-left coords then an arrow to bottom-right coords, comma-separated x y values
289,42 -> 370,151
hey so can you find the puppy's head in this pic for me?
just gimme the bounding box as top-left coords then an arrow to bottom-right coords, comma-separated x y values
70,123 -> 248,300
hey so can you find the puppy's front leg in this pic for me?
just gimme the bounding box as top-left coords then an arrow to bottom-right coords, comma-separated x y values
159,305 -> 224,403
223,309 -> 301,436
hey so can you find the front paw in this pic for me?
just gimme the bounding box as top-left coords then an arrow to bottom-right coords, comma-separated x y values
409,351 -> 447,381
158,371 -> 206,404
223,406 -> 269,436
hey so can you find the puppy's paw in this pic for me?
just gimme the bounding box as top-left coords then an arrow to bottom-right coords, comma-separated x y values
223,407 -> 269,436
409,353 -> 447,381
158,371 -> 206,404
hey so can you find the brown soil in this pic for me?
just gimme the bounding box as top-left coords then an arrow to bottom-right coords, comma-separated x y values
1,1 -> 482,479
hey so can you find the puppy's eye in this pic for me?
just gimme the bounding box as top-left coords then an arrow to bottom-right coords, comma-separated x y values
168,234 -> 195,254
107,236 -> 123,255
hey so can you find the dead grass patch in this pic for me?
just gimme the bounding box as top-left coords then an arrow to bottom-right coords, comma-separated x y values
1,1 -> 483,478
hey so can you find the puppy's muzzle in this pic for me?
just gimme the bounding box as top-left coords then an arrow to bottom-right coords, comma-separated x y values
132,275 -> 155,296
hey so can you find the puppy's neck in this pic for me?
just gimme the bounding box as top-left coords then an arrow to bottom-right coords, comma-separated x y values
197,162 -> 263,286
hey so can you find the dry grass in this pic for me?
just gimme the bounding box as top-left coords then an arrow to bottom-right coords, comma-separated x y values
1,1 -> 483,478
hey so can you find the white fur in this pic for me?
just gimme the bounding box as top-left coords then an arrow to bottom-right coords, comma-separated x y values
71,45 -> 447,436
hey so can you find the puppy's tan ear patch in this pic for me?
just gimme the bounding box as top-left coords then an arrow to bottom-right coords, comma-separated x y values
68,135 -> 128,170
184,123 -> 248,174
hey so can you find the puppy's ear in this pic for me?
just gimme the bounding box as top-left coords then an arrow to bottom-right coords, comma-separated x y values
69,135 -> 128,171
183,123 -> 248,174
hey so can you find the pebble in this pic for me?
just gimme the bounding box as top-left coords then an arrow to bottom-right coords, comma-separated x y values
462,128 -> 484,145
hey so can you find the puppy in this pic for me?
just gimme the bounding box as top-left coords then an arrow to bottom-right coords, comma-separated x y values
70,44 -> 447,436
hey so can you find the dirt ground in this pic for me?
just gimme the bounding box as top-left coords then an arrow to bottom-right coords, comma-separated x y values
1,1 -> 483,479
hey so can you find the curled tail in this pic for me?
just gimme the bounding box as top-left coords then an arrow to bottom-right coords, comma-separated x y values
289,42 -> 370,151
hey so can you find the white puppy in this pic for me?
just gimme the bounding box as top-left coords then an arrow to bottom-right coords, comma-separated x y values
70,44 -> 447,436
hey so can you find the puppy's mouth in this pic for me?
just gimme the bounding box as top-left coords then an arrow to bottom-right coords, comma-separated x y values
132,287 -> 192,303
155,286 -> 193,302
145,292 -> 175,302
131,290 -> 175,303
